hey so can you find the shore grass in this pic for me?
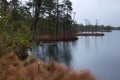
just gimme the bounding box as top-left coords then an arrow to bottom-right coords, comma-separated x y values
37,33 -> 104,42
0,52 -> 96,80
37,34 -> 78,42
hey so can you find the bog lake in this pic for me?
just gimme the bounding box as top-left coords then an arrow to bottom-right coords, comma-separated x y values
34,30 -> 120,80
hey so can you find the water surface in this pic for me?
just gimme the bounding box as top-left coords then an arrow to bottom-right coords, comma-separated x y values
36,30 -> 120,80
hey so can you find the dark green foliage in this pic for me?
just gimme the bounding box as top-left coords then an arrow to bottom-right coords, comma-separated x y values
0,0 -> 32,60
0,16 -> 32,60
26,0 -> 74,37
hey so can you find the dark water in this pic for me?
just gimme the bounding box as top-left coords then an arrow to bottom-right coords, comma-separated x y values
35,30 -> 120,80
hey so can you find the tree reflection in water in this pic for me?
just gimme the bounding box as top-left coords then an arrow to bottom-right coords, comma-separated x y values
35,42 -> 72,67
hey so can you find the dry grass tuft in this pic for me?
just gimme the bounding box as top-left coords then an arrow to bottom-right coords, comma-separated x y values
0,53 -> 96,80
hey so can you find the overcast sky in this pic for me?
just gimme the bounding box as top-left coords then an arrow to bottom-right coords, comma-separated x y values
70,0 -> 120,27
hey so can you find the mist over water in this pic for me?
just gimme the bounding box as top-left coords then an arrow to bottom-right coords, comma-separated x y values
36,30 -> 120,80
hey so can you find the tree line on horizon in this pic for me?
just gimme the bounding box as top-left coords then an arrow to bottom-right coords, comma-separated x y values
73,23 -> 120,33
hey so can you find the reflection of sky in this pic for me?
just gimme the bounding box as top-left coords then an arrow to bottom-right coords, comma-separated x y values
32,31 -> 120,80
70,31 -> 120,80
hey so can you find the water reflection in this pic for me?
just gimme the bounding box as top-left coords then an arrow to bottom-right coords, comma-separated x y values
35,42 -> 72,66
85,37 -> 90,49
32,31 -> 120,80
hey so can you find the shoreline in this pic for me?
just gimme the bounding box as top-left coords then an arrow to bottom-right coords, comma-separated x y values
75,33 -> 105,36
37,33 -> 105,42
37,35 -> 78,41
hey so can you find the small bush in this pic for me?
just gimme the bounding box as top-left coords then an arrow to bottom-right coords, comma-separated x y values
0,17 -> 32,60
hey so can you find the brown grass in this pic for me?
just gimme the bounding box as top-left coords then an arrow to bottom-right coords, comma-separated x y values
37,34 -> 78,42
0,53 -> 96,80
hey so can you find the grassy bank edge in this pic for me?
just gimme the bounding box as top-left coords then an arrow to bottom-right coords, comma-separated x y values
0,52 -> 96,80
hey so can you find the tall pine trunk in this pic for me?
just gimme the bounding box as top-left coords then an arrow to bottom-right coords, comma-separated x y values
31,0 -> 42,40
